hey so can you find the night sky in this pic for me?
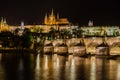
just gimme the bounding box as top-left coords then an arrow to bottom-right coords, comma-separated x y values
0,0 -> 120,26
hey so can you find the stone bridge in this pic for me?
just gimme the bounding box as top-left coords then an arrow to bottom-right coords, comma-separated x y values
45,37 -> 120,55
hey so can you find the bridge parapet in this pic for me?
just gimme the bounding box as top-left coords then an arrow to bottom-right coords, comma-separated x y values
53,39 -> 64,47
84,37 -> 120,47
84,37 -> 103,47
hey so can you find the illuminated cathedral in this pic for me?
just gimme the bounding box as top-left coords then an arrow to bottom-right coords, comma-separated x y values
44,9 -> 70,25
0,18 -> 9,32
44,9 -> 71,30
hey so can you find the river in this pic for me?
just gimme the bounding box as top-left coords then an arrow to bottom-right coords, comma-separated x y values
0,53 -> 120,80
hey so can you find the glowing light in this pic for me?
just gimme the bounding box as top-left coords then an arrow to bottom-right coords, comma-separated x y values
18,58 -> 24,71
53,54 -> 58,69
0,54 -> 2,61
71,58 -> 75,66
44,55 -> 48,70
117,63 -> 120,80
56,57 -> 59,68
90,57 -> 96,80
35,54 -> 40,80
36,54 -> 40,70
70,57 -> 76,80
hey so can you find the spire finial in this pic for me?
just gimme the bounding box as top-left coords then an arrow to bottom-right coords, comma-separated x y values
57,13 -> 59,19
21,21 -> 24,30
1,17 -> 3,23
44,13 -> 48,24
45,13 -> 47,19
51,9 -> 54,15
4,18 -> 7,24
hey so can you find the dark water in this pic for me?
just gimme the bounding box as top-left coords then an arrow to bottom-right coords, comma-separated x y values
0,53 -> 120,80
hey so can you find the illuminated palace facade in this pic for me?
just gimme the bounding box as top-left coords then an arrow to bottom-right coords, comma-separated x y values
0,10 -> 120,36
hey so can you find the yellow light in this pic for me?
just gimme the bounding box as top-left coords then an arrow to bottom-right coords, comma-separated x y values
36,54 -> 40,70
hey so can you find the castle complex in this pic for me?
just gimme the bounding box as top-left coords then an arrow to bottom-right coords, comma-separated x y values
0,10 -> 72,33
0,10 -> 120,36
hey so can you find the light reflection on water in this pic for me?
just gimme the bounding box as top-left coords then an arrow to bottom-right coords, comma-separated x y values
36,54 -> 40,70
117,63 -> 120,80
0,53 -> 120,80
35,54 -> 40,80
0,54 -> 2,61
90,57 -> 96,80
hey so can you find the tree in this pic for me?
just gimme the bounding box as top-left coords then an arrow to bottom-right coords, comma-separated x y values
72,29 -> 84,38
77,29 -> 84,37
0,31 -> 14,47
14,28 -> 20,35
0,31 -> 13,37
60,29 -> 70,39
49,27 -> 56,39
21,28 -> 33,48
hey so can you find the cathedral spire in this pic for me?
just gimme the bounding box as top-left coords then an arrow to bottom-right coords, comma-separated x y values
1,17 -> 7,24
45,13 -> 48,19
21,21 -> 24,30
1,17 -> 4,27
51,9 -> 54,16
57,13 -> 59,19
44,13 -> 48,24
1,17 -> 4,23
3,18 -> 7,24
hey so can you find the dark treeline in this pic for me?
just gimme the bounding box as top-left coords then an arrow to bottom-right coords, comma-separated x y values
0,28 -> 33,48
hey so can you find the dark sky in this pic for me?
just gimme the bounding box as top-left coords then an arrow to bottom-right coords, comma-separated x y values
0,0 -> 120,26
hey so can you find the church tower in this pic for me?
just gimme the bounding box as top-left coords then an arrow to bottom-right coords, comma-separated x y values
0,17 -> 4,27
49,9 -> 56,25
21,21 -> 25,30
51,9 -> 54,16
57,13 -> 59,19
0,17 -> 9,31
44,13 -> 48,24
88,20 -> 93,27
44,9 -> 56,25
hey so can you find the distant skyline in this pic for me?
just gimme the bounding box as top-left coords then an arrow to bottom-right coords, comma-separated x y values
0,0 -> 120,26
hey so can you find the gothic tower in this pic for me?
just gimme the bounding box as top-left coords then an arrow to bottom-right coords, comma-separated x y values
44,9 -> 56,25
88,20 -> 93,27
0,17 -> 9,31
44,13 -> 48,25
49,9 -> 56,25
